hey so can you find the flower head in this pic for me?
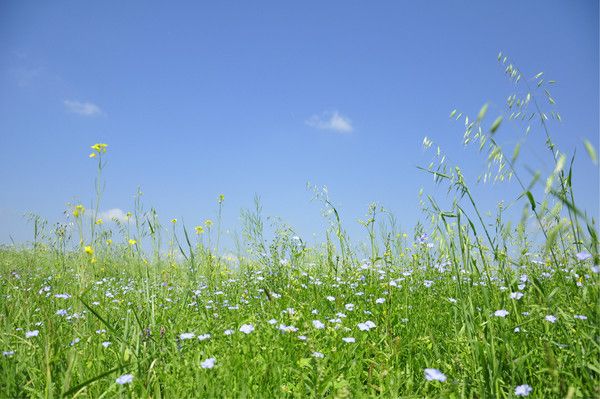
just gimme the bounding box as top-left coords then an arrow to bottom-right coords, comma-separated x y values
201,357 -> 216,369
494,309 -> 509,318
545,315 -> 557,323
84,246 -> 94,255
515,384 -> 533,396
576,251 -> 592,261
424,368 -> 446,382
195,226 -> 204,235
90,143 -> 108,153
239,324 -> 254,334
128,239 -> 137,246
116,374 -> 133,385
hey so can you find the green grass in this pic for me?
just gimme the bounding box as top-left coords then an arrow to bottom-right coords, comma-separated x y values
1,56 -> 598,398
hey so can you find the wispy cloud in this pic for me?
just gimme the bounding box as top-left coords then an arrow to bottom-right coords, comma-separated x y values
306,111 -> 353,133
98,208 -> 128,223
64,100 -> 103,117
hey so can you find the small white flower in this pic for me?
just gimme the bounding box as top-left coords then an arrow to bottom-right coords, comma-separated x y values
591,265 -> 600,273
56,309 -> 68,316
3,350 -> 15,357
326,296 -> 335,302
448,298 -> 457,303
198,334 -> 211,341
545,315 -> 557,323
312,351 -> 324,358
179,333 -> 195,340
312,320 -> 325,329
239,324 -> 254,334
268,319 -> 277,325
54,294 -> 71,299
96,329 -> 106,334
102,341 -> 111,348
510,292 -> 524,300
345,303 -> 355,311
70,338 -> 80,346
514,384 -> 533,396
424,280 -> 433,288
25,330 -> 39,338
311,309 -> 319,314
200,357 -> 216,369
298,335 -> 307,341
375,298 -> 385,304
224,329 -> 234,335
514,327 -> 521,333
342,337 -> 355,343
494,310 -> 509,318
574,315 -> 587,320
424,368 -> 446,382
116,374 -> 133,385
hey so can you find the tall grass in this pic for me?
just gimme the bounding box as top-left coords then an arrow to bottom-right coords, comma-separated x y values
0,57 -> 598,398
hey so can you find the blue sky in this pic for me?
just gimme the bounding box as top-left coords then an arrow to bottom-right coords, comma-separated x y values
0,1 -> 598,250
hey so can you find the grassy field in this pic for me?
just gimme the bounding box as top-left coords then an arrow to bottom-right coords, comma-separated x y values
1,58 -> 598,398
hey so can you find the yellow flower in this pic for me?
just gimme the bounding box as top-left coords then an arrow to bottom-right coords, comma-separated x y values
128,239 -> 137,246
126,212 -> 132,219
205,219 -> 213,228
72,204 -> 85,218
218,194 -> 225,204
90,257 -> 97,264
89,153 -> 97,158
95,218 -> 103,225
90,143 -> 108,153
84,245 -> 94,255
194,226 -> 204,235
171,218 -> 177,224
106,239 -> 112,246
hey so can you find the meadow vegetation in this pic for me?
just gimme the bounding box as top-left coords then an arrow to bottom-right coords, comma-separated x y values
1,56 -> 598,398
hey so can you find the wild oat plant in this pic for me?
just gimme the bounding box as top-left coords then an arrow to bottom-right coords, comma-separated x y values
1,57 -> 598,398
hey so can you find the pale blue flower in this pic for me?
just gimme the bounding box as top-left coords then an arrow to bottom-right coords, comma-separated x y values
116,374 -> 133,385
424,368 -> 446,382
515,384 -> 532,396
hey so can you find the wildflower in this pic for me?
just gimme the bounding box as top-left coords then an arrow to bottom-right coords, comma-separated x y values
95,219 -> 103,225
218,194 -> 225,204
424,280 -> 433,288
72,204 -> 85,218
56,309 -> 68,316
312,320 -> 325,329
171,218 -> 177,224
179,333 -> 195,340
545,315 -> 557,323
298,335 -> 307,341
345,303 -> 355,311
424,368 -> 447,382
201,357 -> 216,369
576,251 -> 592,261
375,298 -> 385,304
195,225 -> 204,235
70,338 -> 80,346
102,341 -> 111,348
224,329 -> 234,335
342,337 -> 355,343
115,374 -> 133,385
514,327 -> 521,333
106,239 -> 112,246
514,384 -> 533,396
326,296 -> 335,302
128,239 -> 137,246
357,321 -> 376,331
574,315 -> 587,320
205,219 -> 213,228
494,310 -> 509,317
268,319 -> 277,325
90,143 -> 108,153
239,324 -> 254,334
25,330 -> 39,338
89,153 -> 97,158
510,292 -> 524,300
312,351 -> 324,358
198,334 -> 211,341
448,298 -> 457,303
591,265 -> 600,273
3,351 -> 15,357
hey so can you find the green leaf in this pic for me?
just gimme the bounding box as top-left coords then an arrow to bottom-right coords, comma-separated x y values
477,103 -> 489,121
490,116 -> 503,133
525,191 -> 536,211
584,139 -> 597,164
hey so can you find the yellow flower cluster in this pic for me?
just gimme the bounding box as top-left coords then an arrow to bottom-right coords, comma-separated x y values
89,143 -> 108,158
194,226 -> 204,235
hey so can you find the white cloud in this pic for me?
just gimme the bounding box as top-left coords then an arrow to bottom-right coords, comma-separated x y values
64,100 -> 102,117
98,208 -> 128,223
306,111 -> 353,133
